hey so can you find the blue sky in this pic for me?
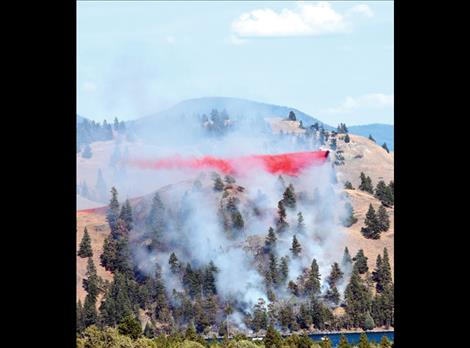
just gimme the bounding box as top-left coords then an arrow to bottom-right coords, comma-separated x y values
77,1 -> 393,126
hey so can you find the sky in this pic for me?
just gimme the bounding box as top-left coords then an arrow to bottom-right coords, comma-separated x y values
77,1 -> 393,126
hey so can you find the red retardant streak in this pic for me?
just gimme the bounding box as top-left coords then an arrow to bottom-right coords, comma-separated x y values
126,150 -> 329,176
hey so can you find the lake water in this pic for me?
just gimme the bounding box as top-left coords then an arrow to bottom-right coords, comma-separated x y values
308,331 -> 394,347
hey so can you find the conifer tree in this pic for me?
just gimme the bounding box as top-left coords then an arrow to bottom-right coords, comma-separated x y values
268,253 -> 279,286
107,187 -> 120,236
343,202 -> 358,227
344,181 -> 354,190
327,262 -> 344,287
276,201 -> 288,233
251,299 -> 268,332
265,227 -> 277,253
325,286 -> 341,306
353,249 -> 369,274
337,335 -> 351,348
146,193 -> 165,245
358,333 -> 371,348
344,268 -> 372,328
341,247 -> 352,272
382,143 -> 389,153
282,184 -> 297,209
290,235 -> 302,258
296,212 -> 306,234
119,199 -> 133,231
143,321 -> 156,339
359,173 -> 374,194
83,292 -> 98,327
344,134 -> 351,143
377,205 -> 390,232
361,204 -> 381,239
374,181 -> 394,207
213,175 -> 224,191
373,248 -> 392,293
118,315 -> 142,339
368,134 -> 375,142
264,325 -> 283,348
305,259 -> 321,296
279,256 -> 289,284
363,312 -> 375,330
77,300 -> 85,333
380,336 -> 392,348
169,252 -> 180,274
100,234 -> 117,272
78,227 -> 93,258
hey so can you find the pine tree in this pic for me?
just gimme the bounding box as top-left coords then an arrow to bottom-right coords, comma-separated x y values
344,181 -> 354,190
213,175 -> 224,191
363,312 -> 375,330
119,199 -> 133,231
288,111 -> 297,121
343,202 -> 358,227
77,300 -> 85,333
290,235 -> 302,258
342,247 -> 353,273
361,204 -> 381,239
276,201 -> 288,233
78,227 -> 93,258
330,138 -> 337,151
143,321 -> 156,338
107,187 -> 120,236
118,315 -> 142,339
268,253 -> 279,286
337,335 -> 351,348
327,262 -> 344,287
344,134 -> 351,143
373,248 -> 392,293
82,144 -> 92,158
146,193 -> 165,245
379,336 -> 392,348
169,252 -> 180,274
100,234 -> 117,272
279,256 -> 289,284
325,286 -> 341,305
374,181 -> 394,207
359,173 -> 374,194
368,134 -> 376,142
305,259 -> 321,296
296,212 -> 305,234
358,333 -> 371,348
83,292 -> 98,327
264,325 -> 283,348
382,143 -> 389,153
251,299 -> 268,332
353,249 -> 369,274
282,184 -> 297,209
265,227 -> 277,252
377,205 -> 390,232
344,268 -> 372,328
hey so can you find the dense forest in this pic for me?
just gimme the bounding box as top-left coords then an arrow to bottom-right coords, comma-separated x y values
77,177 -> 393,339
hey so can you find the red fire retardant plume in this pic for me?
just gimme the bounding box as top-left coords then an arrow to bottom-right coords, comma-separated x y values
126,150 -> 329,176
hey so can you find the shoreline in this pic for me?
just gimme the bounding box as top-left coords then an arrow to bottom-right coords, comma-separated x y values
205,329 -> 394,340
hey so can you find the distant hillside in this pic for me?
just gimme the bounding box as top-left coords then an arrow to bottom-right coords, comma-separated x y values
348,124 -> 394,151
77,114 -> 88,124
133,97 -> 333,130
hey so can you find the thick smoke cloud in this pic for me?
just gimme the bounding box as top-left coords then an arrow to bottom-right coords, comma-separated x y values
95,109 -> 351,330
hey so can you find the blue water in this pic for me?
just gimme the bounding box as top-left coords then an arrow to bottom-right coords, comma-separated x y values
308,331 -> 394,347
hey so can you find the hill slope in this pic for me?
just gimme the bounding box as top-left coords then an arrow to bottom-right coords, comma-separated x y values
348,124 -> 394,151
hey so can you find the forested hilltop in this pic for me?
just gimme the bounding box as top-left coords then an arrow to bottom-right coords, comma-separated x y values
77,111 -> 394,346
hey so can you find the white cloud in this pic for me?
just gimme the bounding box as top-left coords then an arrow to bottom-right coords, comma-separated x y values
231,2 -> 348,38
82,82 -> 97,92
348,4 -> 374,18
325,93 -> 394,114
231,1 -> 374,39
